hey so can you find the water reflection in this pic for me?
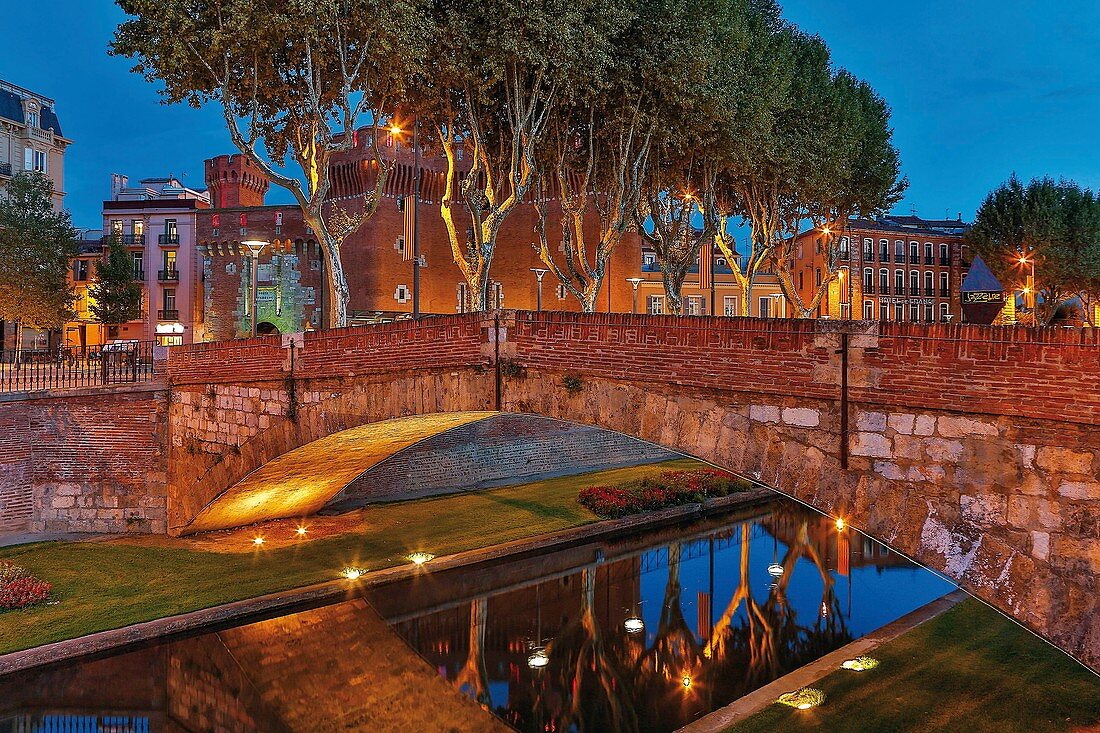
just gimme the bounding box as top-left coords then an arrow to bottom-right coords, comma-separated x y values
0,501 -> 953,733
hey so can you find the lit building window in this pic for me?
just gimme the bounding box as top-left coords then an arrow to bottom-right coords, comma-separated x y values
647,294 -> 665,315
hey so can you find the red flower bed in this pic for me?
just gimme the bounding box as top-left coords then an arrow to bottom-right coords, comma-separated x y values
578,469 -> 753,518
0,561 -> 51,610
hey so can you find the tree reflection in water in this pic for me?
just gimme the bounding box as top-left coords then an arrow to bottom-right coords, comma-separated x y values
443,508 -> 856,732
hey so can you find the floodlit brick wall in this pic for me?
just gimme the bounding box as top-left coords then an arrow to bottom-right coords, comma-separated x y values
0,387 -> 168,534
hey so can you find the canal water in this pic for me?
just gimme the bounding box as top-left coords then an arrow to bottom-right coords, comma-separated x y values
0,499 -> 955,732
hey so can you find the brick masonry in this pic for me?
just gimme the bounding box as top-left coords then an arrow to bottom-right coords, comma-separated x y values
331,413 -> 680,509
0,311 -> 1097,669
0,386 -> 168,534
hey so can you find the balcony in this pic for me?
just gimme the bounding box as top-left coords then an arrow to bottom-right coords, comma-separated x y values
0,162 -> 11,178
895,285 -> 906,296
940,288 -> 951,298
925,287 -> 935,296
133,269 -> 145,281
159,233 -> 180,245
102,234 -> 145,246
158,268 -> 179,282
879,285 -> 891,295
863,283 -> 875,294
939,256 -> 951,266
157,309 -> 179,321
22,126 -> 53,144
924,255 -> 935,265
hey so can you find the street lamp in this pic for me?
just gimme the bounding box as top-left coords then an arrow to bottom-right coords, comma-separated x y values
627,277 -> 644,314
391,119 -> 422,319
242,240 -> 268,337
530,268 -> 548,311
1018,254 -> 1036,314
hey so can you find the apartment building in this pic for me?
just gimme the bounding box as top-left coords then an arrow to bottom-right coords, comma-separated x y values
0,79 -> 70,209
101,174 -> 210,345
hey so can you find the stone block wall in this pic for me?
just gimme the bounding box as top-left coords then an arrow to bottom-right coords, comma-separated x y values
0,386 -> 169,534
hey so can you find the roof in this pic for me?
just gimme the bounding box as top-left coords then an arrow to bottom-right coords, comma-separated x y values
960,255 -> 1003,292
0,86 -> 63,136
849,215 -> 970,238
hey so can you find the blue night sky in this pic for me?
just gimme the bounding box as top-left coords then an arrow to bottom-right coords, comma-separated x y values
4,1 -> 1100,229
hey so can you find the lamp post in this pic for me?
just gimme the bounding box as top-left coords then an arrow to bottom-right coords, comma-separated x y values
530,268 -> 548,311
627,277 -> 644,314
242,240 -> 268,336
1018,254 -> 1036,315
391,119 -> 422,319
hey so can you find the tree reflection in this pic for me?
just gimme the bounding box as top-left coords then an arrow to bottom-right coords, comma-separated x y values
455,597 -> 492,708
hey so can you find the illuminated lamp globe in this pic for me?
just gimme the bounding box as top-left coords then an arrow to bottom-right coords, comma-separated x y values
624,616 -> 645,634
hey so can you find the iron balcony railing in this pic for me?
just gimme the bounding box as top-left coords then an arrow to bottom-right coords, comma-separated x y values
133,268 -> 145,281
102,234 -> 145,246
157,309 -> 179,320
940,256 -> 951,266
159,233 -> 180,245
158,268 -> 179,282
0,162 -> 11,177
0,341 -> 156,393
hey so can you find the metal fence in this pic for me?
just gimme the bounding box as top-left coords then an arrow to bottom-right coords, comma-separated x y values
0,341 -> 157,393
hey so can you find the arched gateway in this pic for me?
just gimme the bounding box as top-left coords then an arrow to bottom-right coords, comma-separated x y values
163,311 -> 1100,672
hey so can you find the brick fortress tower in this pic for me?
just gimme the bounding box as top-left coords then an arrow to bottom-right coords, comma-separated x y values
205,154 -> 270,208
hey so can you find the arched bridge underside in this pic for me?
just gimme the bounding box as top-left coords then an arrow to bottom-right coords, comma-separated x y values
163,312 -> 1100,671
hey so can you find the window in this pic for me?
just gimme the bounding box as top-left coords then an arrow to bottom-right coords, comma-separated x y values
394,235 -> 406,254
758,296 -> 772,318
685,296 -> 702,316
798,271 -> 804,290
27,110 -> 39,128
72,259 -> 89,282
910,270 -> 919,294
895,270 -> 904,294
879,239 -> 890,261
162,250 -> 176,273
132,252 -> 144,279
157,335 -> 183,347
863,268 -> 874,293
111,220 -> 123,235
879,301 -> 889,320
925,303 -> 934,322
924,242 -> 934,264
23,147 -> 31,171
939,243 -> 950,265
393,284 -> 411,303
815,268 -> 822,286
556,284 -> 567,300
647,294 -> 665,315
879,268 -> 889,294
456,282 -> 469,313
643,252 -> 656,266
840,302 -> 850,319
909,241 -> 919,263
723,296 -> 738,316
132,220 -> 143,236
24,148 -> 46,172
839,237 -> 850,259
165,219 -> 178,238
939,302 -> 950,322
492,281 -> 504,308
924,271 -> 934,296
163,288 -> 176,311
895,240 -> 905,262
909,302 -> 920,322
894,302 -> 904,322
863,238 -> 874,261
940,271 -> 950,296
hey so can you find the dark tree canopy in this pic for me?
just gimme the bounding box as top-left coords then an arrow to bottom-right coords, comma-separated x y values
90,236 -> 144,328
0,172 -> 77,338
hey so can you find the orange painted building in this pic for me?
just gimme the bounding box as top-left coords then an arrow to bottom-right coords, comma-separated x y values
790,216 -> 972,322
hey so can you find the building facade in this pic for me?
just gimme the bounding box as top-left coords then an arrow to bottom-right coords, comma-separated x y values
100,175 -> 210,345
791,215 -> 971,323
0,79 -> 69,209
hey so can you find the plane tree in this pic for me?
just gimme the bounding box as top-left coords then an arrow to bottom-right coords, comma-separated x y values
406,0 -> 630,310
112,0 -> 428,327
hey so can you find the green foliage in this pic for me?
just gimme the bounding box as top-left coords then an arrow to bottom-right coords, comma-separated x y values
0,172 -> 77,332
966,174 -> 1100,324
562,373 -> 584,393
89,235 -> 143,327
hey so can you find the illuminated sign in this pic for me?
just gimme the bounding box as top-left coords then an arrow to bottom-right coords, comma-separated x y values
155,323 -> 185,334
962,291 -> 1004,304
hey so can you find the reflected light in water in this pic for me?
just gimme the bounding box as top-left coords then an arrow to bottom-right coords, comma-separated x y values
527,648 -> 549,669
624,616 -> 645,634
835,517 -> 846,531
767,563 -> 784,577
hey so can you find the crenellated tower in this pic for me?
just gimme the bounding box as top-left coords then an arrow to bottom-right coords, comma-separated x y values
204,154 -> 270,208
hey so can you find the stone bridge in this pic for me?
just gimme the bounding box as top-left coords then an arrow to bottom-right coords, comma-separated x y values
2,311 -> 1097,670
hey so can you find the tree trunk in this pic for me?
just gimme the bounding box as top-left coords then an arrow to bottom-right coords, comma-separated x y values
661,268 -> 687,315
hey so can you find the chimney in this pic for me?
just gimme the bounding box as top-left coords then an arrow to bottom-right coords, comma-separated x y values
110,173 -> 128,200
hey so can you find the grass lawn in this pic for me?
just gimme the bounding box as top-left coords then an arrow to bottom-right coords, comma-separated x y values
728,599 -> 1100,733
0,458 -> 702,656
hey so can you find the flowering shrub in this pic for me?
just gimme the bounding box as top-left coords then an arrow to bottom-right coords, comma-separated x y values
578,469 -> 753,518
0,561 -> 51,610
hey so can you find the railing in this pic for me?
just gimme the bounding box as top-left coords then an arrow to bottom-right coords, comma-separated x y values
925,286 -> 935,296
940,256 -> 951,266
158,268 -> 179,282
879,284 -> 890,295
133,268 -> 145,281
0,162 -> 11,177
940,288 -> 951,297
863,283 -> 875,294
23,126 -> 53,144
102,234 -> 145,246
0,342 -> 156,393
159,234 -> 180,245
158,309 -> 179,320
924,255 -> 935,265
